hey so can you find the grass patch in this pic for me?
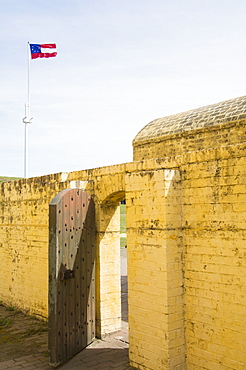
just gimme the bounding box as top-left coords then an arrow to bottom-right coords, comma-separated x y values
120,204 -> 126,247
120,204 -> 126,234
120,236 -> 127,248
21,325 -> 48,338
6,306 -> 15,312
0,177 -> 22,183
0,317 -> 12,327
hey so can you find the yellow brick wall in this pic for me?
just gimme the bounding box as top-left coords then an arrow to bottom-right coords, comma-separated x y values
95,202 -> 122,336
182,146 -> 246,370
133,133 -> 246,369
1,121 -> 246,370
133,120 -> 246,162
126,169 -> 185,370
0,165 -> 127,336
0,173 -> 70,318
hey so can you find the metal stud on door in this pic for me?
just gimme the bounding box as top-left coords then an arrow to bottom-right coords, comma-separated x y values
48,189 -> 95,367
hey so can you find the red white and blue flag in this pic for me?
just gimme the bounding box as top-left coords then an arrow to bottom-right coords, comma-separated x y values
29,43 -> 57,59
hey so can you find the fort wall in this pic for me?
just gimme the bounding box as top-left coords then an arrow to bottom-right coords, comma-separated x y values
1,95 -> 246,369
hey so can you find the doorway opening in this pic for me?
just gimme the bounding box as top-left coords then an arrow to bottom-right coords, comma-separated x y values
97,191 -> 128,339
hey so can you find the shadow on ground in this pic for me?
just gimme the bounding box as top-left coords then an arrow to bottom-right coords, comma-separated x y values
0,303 -> 48,362
0,247 -> 129,368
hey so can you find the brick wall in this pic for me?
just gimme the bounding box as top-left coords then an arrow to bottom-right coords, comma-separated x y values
182,145 -> 246,370
0,173 -> 69,318
1,95 -> 246,369
0,165 -> 126,336
133,120 -> 246,368
133,120 -> 246,162
126,169 -> 185,369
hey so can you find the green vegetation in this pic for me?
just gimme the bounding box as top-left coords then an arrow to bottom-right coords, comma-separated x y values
0,177 -> 22,183
6,306 -> 15,312
120,204 -> 127,248
0,303 -> 48,350
0,317 -> 12,327
120,204 -> 126,233
21,325 -> 48,338
120,236 -> 127,248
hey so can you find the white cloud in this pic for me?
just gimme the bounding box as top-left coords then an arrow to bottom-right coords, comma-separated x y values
1,0 -> 246,177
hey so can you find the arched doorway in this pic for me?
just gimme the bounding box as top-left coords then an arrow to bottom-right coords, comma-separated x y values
95,191 -> 128,341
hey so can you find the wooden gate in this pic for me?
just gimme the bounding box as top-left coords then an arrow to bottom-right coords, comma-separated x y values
48,189 -> 95,367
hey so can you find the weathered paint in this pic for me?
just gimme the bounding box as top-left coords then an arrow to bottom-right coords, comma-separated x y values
48,189 -> 95,367
0,95 -> 246,369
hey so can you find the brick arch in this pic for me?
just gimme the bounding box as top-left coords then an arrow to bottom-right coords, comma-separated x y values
101,190 -> 125,204
92,167 -> 126,205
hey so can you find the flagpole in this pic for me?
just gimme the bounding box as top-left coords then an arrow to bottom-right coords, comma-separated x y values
22,42 -> 56,178
23,42 -> 32,178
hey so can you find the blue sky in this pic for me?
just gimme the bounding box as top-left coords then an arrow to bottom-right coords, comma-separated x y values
1,0 -> 246,178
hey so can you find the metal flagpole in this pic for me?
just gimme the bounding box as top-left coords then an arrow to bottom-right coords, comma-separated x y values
23,42 -> 33,178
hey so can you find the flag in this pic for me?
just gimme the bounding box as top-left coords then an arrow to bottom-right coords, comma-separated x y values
29,43 -> 57,59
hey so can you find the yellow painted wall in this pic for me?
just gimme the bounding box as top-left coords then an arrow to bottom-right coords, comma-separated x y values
0,119 -> 246,369
133,117 -> 246,162
126,169 -> 185,369
0,165 -> 127,336
0,173 -> 69,318
182,145 -> 246,370
133,137 -> 246,368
